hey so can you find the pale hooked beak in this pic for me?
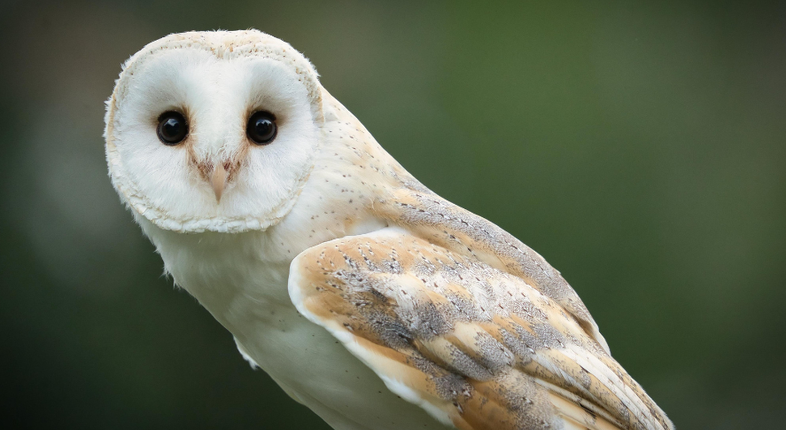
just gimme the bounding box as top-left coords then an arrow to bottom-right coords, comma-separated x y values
211,163 -> 227,202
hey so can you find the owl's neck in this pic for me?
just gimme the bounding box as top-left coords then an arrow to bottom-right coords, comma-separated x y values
138,218 -> 288,323
134,193 -> 388,334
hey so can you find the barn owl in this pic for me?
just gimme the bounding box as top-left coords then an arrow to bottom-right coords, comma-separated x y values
104,30 -> 672,430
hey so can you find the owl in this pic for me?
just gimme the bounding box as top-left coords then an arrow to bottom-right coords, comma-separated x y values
105,30 -> 672,430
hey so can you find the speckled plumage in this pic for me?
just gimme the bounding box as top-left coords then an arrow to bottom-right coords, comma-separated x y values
105,30 -> 673,430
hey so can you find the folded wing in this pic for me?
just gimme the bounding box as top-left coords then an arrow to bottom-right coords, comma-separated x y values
289,227 -> 672,430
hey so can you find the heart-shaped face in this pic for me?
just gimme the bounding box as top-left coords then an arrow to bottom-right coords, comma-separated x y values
105,30 -> 324,233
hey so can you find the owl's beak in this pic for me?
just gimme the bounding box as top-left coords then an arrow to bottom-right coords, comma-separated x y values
211,163 -> 227,202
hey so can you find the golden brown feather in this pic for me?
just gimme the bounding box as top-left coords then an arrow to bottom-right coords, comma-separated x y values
291,230 -> 672,430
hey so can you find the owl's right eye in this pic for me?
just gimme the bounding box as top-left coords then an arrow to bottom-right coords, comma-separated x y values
157,111 -> 188,145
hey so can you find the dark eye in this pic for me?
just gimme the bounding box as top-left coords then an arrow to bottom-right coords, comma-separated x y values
247,111 -> 277,145
157,111 -> 188,145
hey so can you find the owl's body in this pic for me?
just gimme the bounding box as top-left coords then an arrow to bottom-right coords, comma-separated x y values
106,30 -> 672,430
139,95 -> 449,428
147,223 -> 446,430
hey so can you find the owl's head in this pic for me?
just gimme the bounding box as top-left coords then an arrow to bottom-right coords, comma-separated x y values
105,30 -> 323,233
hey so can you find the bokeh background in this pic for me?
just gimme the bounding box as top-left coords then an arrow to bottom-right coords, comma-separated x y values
1,0 -> 784,429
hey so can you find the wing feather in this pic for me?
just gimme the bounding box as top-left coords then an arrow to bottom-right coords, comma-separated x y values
372,187 -> 611,354
289,227 -> 672,430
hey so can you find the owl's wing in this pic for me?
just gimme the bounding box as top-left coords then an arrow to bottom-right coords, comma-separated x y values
370,185 -> 611,356
288,227 -> 672,430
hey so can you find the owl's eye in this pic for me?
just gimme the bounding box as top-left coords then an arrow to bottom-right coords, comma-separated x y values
247,111 -> 277,145
157,111 -> 188,145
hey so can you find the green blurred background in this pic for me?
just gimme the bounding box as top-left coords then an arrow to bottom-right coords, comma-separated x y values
1,0 -> 784,428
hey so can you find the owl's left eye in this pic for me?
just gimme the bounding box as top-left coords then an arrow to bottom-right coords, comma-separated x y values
247,111 -> 277,145
157,111 -> 188,145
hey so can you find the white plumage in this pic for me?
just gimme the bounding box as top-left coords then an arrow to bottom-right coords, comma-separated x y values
105,30 -> 672,430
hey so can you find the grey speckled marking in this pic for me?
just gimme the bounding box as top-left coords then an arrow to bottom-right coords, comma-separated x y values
373,184 -> 608,354
295,231 -> 672,430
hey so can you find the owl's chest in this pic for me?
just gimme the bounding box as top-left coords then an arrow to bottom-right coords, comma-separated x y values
160,236 -> 448,430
